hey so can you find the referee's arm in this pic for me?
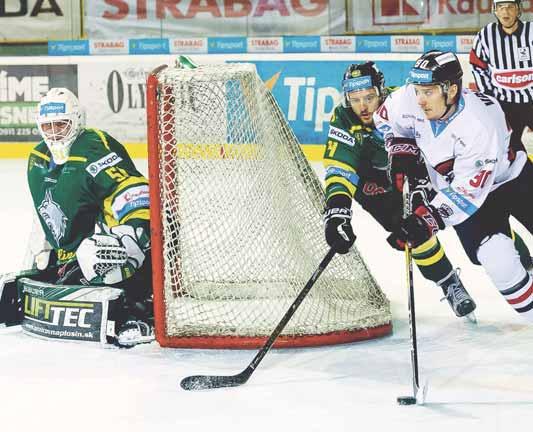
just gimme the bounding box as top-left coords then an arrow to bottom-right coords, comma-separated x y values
470,32 -> 495,96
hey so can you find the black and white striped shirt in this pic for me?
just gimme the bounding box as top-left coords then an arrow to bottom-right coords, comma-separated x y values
470,20 -> 533,103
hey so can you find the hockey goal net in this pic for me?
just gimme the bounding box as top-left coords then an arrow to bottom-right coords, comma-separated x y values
146,62 -> 392,349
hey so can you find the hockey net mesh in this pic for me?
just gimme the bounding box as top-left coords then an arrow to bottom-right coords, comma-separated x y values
149,63 -> 391,346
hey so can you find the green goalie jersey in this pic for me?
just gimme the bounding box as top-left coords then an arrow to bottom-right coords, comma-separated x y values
27,128 -> 150,264
323,92 -> 394,203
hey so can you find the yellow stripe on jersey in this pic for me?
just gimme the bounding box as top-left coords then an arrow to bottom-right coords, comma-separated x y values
412,237 -> 444,267
67,156 -> 87,162
413,247 -> 445,267
323,158 -> 356,173
328,191 -> 352,201
30,149 -> 50,161
102,176 -> 149,226
88,128 -> 110,151
120,209 -> 150,224
412,236 -> 438,254
325,175 -> 356,196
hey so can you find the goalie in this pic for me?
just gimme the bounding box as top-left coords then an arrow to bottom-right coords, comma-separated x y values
0,87 -> 153,347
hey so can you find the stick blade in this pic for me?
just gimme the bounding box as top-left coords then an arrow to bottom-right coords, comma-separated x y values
180,373 -> 248,391
397,396 -> 417,405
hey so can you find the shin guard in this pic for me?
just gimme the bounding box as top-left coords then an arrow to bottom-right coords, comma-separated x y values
477,233 -> 533,321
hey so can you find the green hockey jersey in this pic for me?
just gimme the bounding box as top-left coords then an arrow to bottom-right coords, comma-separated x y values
27,128 -> 150,264
323,91 -> 394,203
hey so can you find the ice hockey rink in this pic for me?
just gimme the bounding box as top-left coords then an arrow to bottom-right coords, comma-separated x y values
1,158 -> 532,432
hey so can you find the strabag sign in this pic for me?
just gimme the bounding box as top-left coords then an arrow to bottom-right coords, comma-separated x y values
85,0 -> 343,38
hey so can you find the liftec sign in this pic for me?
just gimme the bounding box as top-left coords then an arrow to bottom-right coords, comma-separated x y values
86,0 -> 339,38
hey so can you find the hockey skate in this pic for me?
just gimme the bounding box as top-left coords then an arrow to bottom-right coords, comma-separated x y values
115,320 -> 155,348
113,298 -> 155,348
439,270 -> 477,322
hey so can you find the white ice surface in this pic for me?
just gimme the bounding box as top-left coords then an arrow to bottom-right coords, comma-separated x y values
1,159 -> 532,432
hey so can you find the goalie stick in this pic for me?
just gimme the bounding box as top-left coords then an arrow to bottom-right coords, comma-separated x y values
180,248 -> 336,391
397,179 -> 428,406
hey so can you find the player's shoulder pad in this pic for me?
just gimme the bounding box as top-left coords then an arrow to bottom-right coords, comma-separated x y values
70,129 -> 125,178
30,140 -> 49,159
28,141 -> 50,171
331,103 -> 362,129
329,102 -> 345,122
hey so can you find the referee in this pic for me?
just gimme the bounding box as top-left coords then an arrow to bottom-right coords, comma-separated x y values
470,0 -> 533,152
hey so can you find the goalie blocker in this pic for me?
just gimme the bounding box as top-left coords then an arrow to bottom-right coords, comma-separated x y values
1,273 -> 135,346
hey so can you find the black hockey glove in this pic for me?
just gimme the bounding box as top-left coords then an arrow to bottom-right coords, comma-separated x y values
324,195 -> 356,254
397,204 -> 445,249
386,231 -> 407,251
387,137 -> 421,192
0,275 -> 22,326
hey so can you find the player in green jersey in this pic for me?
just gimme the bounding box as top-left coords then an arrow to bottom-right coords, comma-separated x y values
26,87 -> 153,346
323,62 -> 477,318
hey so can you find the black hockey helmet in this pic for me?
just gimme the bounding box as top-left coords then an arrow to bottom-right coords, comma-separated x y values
407,50 -> 462,87
407,50 -> 463,116
342,62 -> 385,107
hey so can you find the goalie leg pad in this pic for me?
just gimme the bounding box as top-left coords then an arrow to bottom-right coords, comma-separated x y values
17,277 -> 124,344
1,270 -> 43,326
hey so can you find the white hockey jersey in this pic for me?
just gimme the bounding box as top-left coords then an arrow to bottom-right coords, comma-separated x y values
373,85 -> 527,226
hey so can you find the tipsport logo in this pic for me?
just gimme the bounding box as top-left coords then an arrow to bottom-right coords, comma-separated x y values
282,76 -> 341,134
343,77 -> 373,93
408,69 -> 433,83
40,102 -> 66,115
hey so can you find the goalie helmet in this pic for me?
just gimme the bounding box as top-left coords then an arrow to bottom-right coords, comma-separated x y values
342,62 -> 385,108
37,88 -> 85,165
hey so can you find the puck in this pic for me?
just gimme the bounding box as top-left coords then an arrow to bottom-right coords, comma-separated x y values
397,396 -> 417,405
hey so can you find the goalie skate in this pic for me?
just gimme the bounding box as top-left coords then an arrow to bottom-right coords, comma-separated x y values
115,320 -> 155,348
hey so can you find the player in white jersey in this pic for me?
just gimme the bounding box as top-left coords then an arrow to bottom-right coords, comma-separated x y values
374,50 -> 533,321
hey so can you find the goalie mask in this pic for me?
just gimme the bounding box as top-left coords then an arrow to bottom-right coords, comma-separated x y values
37,88 -> 85,165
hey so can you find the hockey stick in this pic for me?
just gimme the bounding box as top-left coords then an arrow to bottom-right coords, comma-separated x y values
180,248 -> 337,391
397,179 -> 428,405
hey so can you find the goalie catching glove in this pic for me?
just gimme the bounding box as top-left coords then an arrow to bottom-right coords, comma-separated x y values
77,224 -> 149,285
324,195 -> 356,254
